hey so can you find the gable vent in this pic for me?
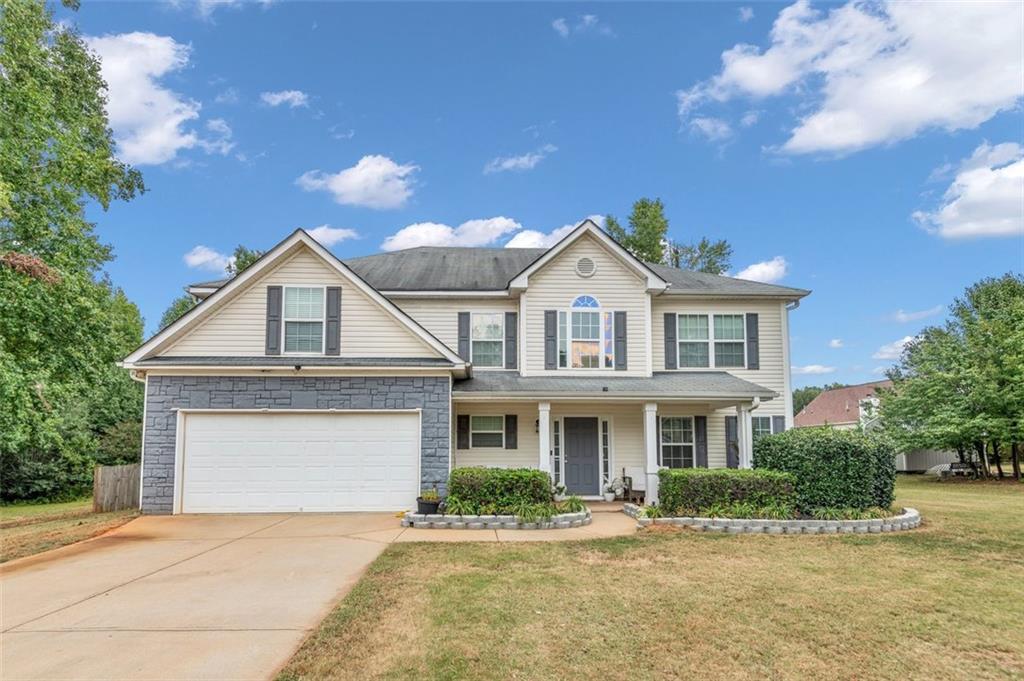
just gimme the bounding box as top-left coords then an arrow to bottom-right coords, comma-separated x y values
575,257 -> 597,278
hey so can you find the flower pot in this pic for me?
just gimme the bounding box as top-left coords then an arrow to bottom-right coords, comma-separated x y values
554,494 -> 567,502
417,498 -> 441,515
603,492 -> 616,502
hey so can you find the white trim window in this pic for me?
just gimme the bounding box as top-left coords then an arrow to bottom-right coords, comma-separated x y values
470,312 -> 504,368
552,420 -> 562,485
558,295 -> 614,369
676,313 -> 745,369
660,416 -> 695,468
470,415 -> 504,448
601,419 -> 611,485
283,286 -> 325,354
752,416 -> 775,440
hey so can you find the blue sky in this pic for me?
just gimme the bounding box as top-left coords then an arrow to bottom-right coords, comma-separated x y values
65,1 -> 1023,387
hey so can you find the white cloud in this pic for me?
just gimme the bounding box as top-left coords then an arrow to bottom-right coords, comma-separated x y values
828,338 -> 843,348
551,14 -> 614,38
86,32 -> 202,165
329,125 -> 355,140
913,141 -> 1024,239
197,118 -> 234,155
740,110 -> 760,127
214,87 -> 240,104
872,366 -> 889,375
381,217 -> 522,252
296,155 -> 418,210
690,117 -> 733,141
888,305 -> 943,323
873,336 -> 915,360
505,215 -> 605,249
738,6 -> 754,22
676,1 -> 1024,155
303,225 -> 359,247
260,90 -> 309,108
484,144 -> 557,174
734,256 -> 788,283
183,245 -> 232,272
792,364 -> 836,375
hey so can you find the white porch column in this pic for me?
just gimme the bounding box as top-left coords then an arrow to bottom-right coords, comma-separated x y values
538,402 -> 551,475
736,404 -> 754,469
643,402 -> 660,504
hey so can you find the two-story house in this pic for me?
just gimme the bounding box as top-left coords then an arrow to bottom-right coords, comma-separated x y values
122,220 -> 808,514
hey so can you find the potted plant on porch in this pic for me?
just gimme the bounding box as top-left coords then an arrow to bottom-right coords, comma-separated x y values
603,484 -> 617,503
417,488 -> 441,514
553,483 -> 567,502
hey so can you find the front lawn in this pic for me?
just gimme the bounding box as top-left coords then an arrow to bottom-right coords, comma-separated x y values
279,476 -> 1023,681
0,499 -> 137,563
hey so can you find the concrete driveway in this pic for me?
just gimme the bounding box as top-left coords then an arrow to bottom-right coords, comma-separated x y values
0,513 -> 403,681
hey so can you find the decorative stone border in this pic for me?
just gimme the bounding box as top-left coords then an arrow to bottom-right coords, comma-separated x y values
401,511 -> 592,530
622,503 -> 921,534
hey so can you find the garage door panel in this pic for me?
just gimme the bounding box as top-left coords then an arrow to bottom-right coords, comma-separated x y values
180,412 -> 420,513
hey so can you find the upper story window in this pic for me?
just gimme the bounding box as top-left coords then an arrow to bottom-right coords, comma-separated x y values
283,286 -> 325,353
558,295 -> 613,369
677,313 -> 745,369
471,312 -> 504,368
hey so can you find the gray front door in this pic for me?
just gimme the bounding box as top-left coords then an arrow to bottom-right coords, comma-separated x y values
564,417 -> 600,495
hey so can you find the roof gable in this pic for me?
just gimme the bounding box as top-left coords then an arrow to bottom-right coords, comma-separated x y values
124,230 -> 464,366
794,380 -> 892,427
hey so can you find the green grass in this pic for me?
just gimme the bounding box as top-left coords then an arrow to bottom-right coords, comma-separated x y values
0,498 -> 137,563
279,476 -> 1023,681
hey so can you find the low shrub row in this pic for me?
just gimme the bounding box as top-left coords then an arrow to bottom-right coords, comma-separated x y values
657,468 -> 797,517
446,467 -> 553,515
753,428 -> 896,512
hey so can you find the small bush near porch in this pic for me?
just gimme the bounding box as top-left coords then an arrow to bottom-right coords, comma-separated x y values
446,467 -> 552,515
658,468 -> 797,517
754,427 -> 896,512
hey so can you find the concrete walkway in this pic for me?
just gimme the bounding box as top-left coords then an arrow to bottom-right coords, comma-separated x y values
0,508 -> 637,680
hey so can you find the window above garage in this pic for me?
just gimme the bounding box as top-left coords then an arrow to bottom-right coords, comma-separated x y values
284,286 -> 326,353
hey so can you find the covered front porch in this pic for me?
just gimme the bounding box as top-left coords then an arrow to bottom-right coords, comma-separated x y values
451,371 -> 777,503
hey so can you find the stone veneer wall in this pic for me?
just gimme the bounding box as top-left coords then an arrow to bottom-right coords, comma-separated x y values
623,504 -> 921,534
142,375 -> 450,514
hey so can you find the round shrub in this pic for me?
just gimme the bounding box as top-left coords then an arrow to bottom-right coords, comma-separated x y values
657,468 -> 797,517
753,428 -> 896,512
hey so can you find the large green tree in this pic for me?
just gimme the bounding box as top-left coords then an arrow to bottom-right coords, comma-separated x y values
605,198 -> 733,273
159,294 -> 197,329
225,244 -> 265,275
0,0 -> 146,500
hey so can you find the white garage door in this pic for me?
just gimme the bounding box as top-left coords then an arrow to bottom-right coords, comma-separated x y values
179,411 -> 420,513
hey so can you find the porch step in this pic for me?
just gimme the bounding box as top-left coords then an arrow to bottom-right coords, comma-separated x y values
588,502 -> 625,513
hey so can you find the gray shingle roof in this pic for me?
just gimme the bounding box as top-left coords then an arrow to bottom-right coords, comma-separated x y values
132,356 -> 454,367
453,371 -> 776,398
188,247 -> 808,298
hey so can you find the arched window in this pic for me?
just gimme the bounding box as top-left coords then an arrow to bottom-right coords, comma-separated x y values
558,295 -> 613,369
571,295 -> 600,309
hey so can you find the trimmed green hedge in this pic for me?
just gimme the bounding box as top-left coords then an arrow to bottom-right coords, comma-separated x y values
753,428 -> 896,512
657,468 -> 797,517
447,467 -> 552,510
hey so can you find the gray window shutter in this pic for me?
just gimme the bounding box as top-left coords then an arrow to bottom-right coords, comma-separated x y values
746,313 -> 759,369
664,313 -> 677,369
695,416 -> 708,468
505,414 -> 518,449
614,311 -> 627,371
265,286 -> 282,355
772,415 -> 786,434
725,416 -> 739,469
457,415 -> 470,449
458,312 -> 470,360
325,286 -> 341,356
544,310 -> 557,370
504,312 -> 517,370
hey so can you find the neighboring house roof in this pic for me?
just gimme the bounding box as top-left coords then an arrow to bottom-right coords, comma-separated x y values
454,370 -> 777,399
130,356 -> 454,368
794,380 -> 893,427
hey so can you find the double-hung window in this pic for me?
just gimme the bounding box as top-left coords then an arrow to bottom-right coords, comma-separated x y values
752,416 -> 774,439
471,313 -> 504,368
558,295 -> 614,369
469,415 -> 504,448
283,286 -> 325,353
676,313 -> 745,368
660,416 -> 695,468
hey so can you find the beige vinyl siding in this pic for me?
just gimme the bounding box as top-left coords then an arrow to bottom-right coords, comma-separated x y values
163,247 -> 438,358
392,298 -> 517,359
522,234 -> 649,376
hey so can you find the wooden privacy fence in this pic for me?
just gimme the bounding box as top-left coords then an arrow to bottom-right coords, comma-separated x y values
93,464 -> 140,512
